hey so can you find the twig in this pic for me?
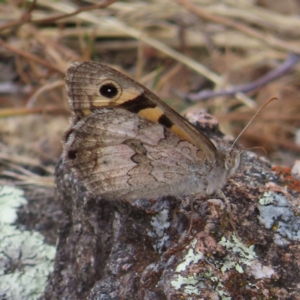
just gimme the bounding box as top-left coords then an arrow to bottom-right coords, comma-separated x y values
0,0 -> 117,32
182,53 -> 300,101
26,80 -> 65,107
0,39 -> 64,74
0,106 -> 67,117
244,132 -> 300,152
0,0 -> 37,32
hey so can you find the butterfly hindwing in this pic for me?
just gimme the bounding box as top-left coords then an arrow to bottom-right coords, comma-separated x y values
64,108 -> 210,200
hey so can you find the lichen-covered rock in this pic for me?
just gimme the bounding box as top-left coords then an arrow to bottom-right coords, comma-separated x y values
43,120 -> 300,300
0,186 -> 56,300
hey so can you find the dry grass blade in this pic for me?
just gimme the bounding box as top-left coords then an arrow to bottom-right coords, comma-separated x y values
0,153 -> 54,174
0,0 -> 299,195
37,0 -> 222,84
1,159 -> 54,187
0,107 -> 66,117
0,0 -> 118,31
2,170 -> 54,187
177,0 -> 300,54
0,39 -> 65,74
37,0 -> 254,106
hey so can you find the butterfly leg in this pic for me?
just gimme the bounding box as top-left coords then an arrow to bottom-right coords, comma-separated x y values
216,189 -> 239,237
187,195 -> 196,235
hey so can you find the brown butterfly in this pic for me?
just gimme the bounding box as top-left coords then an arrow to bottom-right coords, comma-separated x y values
63,62 -> 240,201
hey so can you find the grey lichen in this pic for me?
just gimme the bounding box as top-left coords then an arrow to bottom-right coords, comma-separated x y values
0,185 -> 27,223
149,208 -> 170,253
0,185 -> 56,300
257,191 -> 300,242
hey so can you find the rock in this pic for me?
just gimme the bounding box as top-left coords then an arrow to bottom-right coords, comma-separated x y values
43,115 -> 300,300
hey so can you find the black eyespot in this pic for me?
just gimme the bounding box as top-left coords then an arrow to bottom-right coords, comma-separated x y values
99,83 -> 118,98
67,150 -> 77,160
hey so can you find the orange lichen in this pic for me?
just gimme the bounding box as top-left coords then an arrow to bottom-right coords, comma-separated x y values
272,166 -> 300,193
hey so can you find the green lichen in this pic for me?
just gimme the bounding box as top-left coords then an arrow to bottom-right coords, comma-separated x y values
175,239 -> 203,272
258,191 -> 275,205
171,238 -> 230,298
219,234 -> 256,274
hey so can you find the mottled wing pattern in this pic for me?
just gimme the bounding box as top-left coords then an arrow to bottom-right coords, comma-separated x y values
65,61 -> 217,162
63,61 -> 241,201
64,108 -> 210,200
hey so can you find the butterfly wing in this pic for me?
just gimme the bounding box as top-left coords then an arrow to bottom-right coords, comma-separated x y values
65,61 -> 217,163
63,108 -> 210,201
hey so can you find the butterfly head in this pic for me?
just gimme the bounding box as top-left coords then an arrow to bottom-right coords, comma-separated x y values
205,148 -> 241,195
224,149 -> 241,177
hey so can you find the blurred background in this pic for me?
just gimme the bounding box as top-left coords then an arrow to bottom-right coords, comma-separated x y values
1,0 -> 300,188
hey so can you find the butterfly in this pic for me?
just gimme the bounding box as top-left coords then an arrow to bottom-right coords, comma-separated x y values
63,61 -> 241,201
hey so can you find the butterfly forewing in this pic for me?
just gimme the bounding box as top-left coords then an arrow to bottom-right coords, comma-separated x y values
66,61 -> 217,162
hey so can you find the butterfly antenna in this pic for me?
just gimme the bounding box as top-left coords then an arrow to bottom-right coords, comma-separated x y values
230,97 -> 278,151
246,146 -> 267,154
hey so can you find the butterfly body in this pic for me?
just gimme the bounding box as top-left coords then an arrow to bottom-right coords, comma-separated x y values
63,62 -> 240,201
